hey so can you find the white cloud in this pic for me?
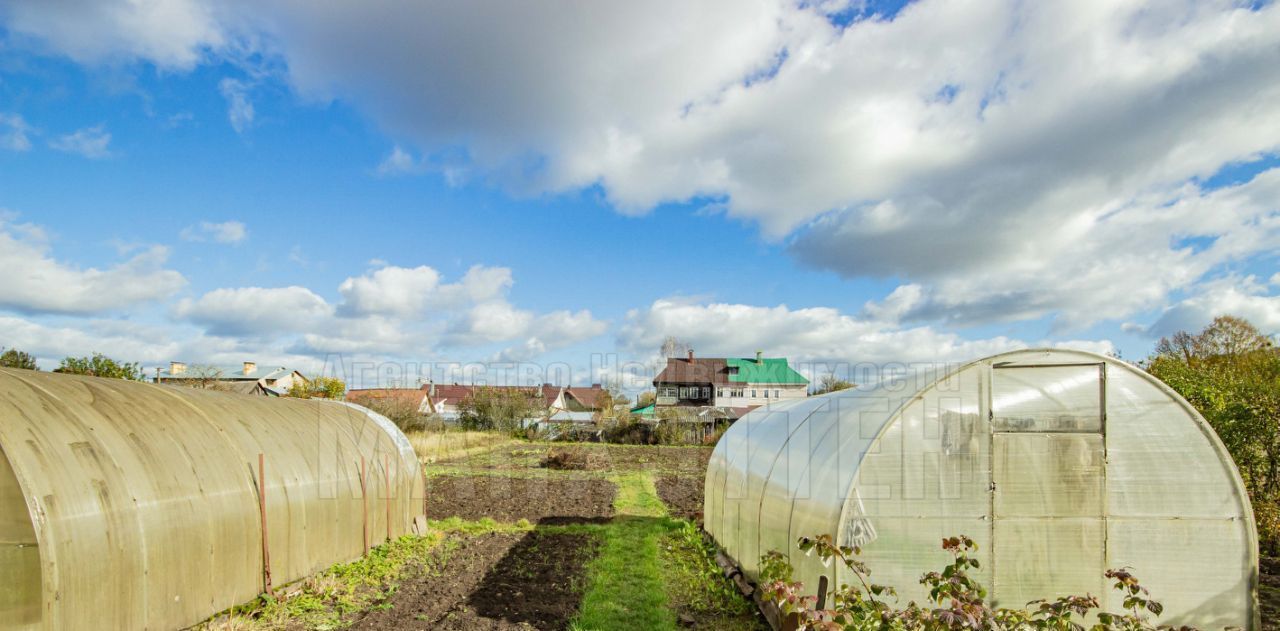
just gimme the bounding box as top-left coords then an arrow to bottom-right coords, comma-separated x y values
49,125 -> 112,158
7,0 -> 1273,336
0,0 -> 224,69
619,297 -> 1041,366
337,265 -> 442,317
173,286 -> 332,336
218,77 -> 254,133
180,220 -> 247,244
0,216 -> 186,315
0,113 -> 32,151
376,145 -> 417,176
1144,277 -> 1280,339
171,263 -> 606,361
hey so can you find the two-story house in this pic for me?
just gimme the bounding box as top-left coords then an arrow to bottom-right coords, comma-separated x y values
653,350 -> 808,422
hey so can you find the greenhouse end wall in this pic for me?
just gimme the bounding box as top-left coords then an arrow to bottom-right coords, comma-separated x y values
704,349 -> 1258,629
0,368 -> 424,631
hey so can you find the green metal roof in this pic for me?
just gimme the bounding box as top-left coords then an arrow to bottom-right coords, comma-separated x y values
630,403 -> 656,417
725,357 -> 808,384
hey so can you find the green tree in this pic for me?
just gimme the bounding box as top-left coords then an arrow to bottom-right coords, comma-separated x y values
286,377 -> 346,400
0,348 -> 38,370
1147,315 -> 1280,553
56,353 -> 143,380
457,386 -> 541,433
813,373 -> 855,395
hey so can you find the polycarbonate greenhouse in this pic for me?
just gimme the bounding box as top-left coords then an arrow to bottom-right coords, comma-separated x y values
705,349 -> 1258,629
0,368 -> 424,630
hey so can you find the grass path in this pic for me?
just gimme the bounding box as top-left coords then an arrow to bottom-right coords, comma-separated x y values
571,472 -> 680,631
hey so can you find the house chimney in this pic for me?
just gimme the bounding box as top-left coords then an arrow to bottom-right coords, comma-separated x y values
756,350 -> 763,363
170,361 -> 186,375
243,361 -> 256,375
687,349 -> 695,362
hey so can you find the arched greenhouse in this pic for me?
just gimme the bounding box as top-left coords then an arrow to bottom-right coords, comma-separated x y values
0,368 -> 424,630
705,349 -> 1257,629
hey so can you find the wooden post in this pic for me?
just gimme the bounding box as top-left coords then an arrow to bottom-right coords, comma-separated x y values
384,454 -> 392,541
361,455 -> 369,555
258,453 -> 273,596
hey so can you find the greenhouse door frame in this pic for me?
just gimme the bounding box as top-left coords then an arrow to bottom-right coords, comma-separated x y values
987,361 -> 1108,609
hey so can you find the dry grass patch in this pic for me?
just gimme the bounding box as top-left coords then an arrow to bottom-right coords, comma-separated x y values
406,430 -> 510,463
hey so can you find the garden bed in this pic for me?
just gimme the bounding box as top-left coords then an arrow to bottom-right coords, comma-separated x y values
655,475 -> 704,521
351,530 -> 601,630
425,476 -> 615,524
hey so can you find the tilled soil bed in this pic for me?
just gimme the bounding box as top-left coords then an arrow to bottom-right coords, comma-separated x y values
656,475 -> 704,521
352,530 -> 601,630
426,476 -> 615,524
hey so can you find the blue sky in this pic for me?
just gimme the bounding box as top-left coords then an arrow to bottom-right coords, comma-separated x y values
0,0 -> 1278,387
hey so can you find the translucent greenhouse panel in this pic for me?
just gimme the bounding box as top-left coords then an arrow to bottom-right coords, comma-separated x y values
739,403 -> 826,573
992,364 -> 1103,432
849,517 -> 992,606
1107,518 -> 1253,628
786,396 -> 886,587
1104,369 -> 1245,519
858,371 -> 989,521
756,402 -> 832,576
992,519 -> 1105,609
993,433 -> 1104,518
0,448 -> 39,629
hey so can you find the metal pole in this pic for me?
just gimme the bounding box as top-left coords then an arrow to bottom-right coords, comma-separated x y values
384,454 -> 392,541
361,455 -> 369,555
258,453 -> 273,596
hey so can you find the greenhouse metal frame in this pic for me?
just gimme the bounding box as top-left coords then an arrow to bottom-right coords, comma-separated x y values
705,349 -> 1258,629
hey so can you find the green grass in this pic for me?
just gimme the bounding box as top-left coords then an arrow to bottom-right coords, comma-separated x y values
572,473 -> 680,630
199,532 -> 449,630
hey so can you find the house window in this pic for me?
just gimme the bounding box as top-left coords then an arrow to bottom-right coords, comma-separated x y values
716,388 -> 724,398
763,390 -> 769,398
774,390 -> 780,398
702,387 -> 710,398
751,390 -> 757,398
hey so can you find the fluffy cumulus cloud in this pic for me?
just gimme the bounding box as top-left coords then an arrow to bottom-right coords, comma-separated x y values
180,220 -> 247,244
1142,276 -> 1280,339
0,0 -> 224,69
618,298 -> 1112,367
0,216 -> 186,314
173,263 -> 607,360
173,286 -> 332,336
4,0 -> 1277,338
4,0 -> 1279,369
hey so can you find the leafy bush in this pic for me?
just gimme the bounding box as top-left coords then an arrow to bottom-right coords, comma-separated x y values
55,352 -> 143,380
760,534 -> 1171,630
1145,315 -> 1280,553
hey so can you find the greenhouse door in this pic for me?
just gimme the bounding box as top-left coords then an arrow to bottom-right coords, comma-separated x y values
990,363 -> 1107,608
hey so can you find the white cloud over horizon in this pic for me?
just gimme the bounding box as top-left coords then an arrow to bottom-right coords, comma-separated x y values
0,216 -> 186,315
1,1 -> 1279,382
2,0 -> 1276,340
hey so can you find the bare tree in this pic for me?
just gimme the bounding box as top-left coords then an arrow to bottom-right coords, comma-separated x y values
660,336 -> 690,359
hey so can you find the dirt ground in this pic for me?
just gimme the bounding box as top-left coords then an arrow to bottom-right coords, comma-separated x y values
436,443 -> 711,479
352,530 -> 601,630
426,475 -> 615,524
656,475 -> 704,521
